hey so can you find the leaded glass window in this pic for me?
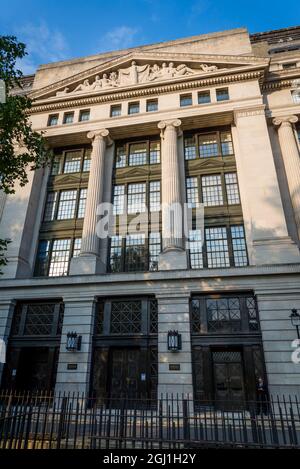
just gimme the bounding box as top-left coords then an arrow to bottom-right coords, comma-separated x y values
95,302 -> 104,334
150,299 -> 158,333
220,131 -> 233,155
202,174 -> 223,206
149,232 -> 161,271
48,239 -> 71,277
116,145 -> 126,168
24,303 -> 55,335
191,299 -> 201,333
207,297 -> 241,332
199,134 -> 219,158
129,143 -> 147,166
44,192 -> 57,221
113,185 -> 125,215
77,188 -> 87,218
247,296 -> 259,331
189,230 -> 203,269
110,235 -> 122,272
225,172 -> 240,204
57,190 -> 77,220
205,227 -> 230,268
110,300 -> 142,333
184,137 -> 197,160
64,151 -> 82,173
231,225 -> 248,266
150,141 -> 160,164
149,181 -> 160,212
73,238 -> 82,257
186,177 -> 199,208
127,183 -> 146,214
125,233 -> 146,271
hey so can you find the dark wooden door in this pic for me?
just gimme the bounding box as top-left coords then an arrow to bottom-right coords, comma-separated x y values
109,348 -> 140,399
16,348 -> 53,391
213,350 -> 245,409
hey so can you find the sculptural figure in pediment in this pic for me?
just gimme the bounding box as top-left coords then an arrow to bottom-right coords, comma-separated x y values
118,60 -> 151,85
74,79 -> 91,92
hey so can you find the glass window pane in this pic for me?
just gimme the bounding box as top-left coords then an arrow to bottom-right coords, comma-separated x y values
83,149 -> 91,172
110,300 -> 142,334
44,192 -> 57,221
149,181 -> 160,212
147,100 -> 158,112
186,177 -> 199,208
51,156 -> 62,175
231,225 -> 248,267
110,235 -> 122,272
189,230 -> 203,269
198,91 -> 211,104
184,137 -> 197,160
63,113 -> 74,124
221,131 -> 233,156
216,88 -> 229,101
48,115 -> 58,126
128,102 -> 140,114
129,143 -> 147,166
150,141 -> 160,164
78,188 -> 87,218
35,240 -> 51,276
202,174 -> 223,206
49,239 -> 71,277
64,151 -> 82,173
128,183 -> 146,214
125,233 -> 146,271
198,133 -> 219,158
115,145 -> 126,168
113,185 -> 125,215
207,297 -> 241,332
225,172 -> 240,204
79,110 -> 90,121
73,238 -> 82,257
205,227 -> 230,268
111,105 -> 121,117
149,232 -> 161,271
57,190 -> 77,220
180,94 -> 192,106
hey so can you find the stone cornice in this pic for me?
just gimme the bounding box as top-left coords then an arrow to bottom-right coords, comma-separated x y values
29,70 -> 264,115
262,78 -> 297,91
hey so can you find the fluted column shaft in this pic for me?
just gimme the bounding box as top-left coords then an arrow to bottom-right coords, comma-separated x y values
158,119 -> 183,250
273,116 -> 300,240
80,129 -> 111,256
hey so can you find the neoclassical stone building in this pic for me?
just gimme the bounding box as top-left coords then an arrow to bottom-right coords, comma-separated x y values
1,26 -> 300,403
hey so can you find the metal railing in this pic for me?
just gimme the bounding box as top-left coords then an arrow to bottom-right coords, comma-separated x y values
0,390 -> 299,449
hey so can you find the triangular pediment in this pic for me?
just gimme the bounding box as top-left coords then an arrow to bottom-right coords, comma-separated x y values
30,51 -> 268,102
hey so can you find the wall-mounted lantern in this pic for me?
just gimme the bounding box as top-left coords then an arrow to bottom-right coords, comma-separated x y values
167,330 -> 182,351
290,309 -> 300,340
66,332 -> 82,351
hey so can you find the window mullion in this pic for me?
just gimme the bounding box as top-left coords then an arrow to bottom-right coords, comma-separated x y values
227,225 -> 235,267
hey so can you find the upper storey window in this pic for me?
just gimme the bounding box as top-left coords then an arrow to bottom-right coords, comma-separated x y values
184,129 -> 234,160
111,104 -> 121,117
297,126 -> 300,144
146,99 -> 158,112
79,109 -> 90,121
180,94 -> 193,107
63,112 -> 74,124
48,114 -> 59,126
216,88 -> 229,102
198,91 -> 211,104
51,148 -> 91,175
128,102 -> 140,114
115,140 -> 160,168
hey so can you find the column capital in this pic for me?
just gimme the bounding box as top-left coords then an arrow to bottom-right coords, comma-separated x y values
158,119 -> 182,136
87,128 -> 113,145
273,115 -> 298,127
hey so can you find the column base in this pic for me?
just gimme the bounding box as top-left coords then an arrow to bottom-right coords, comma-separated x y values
69,254 -> 106,275
252,236 -> 300,265
158,248 -> 188,270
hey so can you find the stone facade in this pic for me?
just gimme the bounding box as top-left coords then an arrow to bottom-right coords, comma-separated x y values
1,26 -> 300,401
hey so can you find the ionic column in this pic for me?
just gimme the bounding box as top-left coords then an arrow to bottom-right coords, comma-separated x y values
273,116 -> 300,240
158,119 -> 187,270
80,129 -> 112,255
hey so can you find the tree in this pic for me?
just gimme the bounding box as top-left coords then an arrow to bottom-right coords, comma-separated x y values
0,35 -> 50,271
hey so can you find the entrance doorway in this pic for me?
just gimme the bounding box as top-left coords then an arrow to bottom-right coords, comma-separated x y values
108,348 -> 140,399
213,350 -> 245,409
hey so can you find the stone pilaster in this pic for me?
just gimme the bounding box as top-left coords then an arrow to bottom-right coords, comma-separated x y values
233,107 -> 300,265
273,116 -> 300,242
157,294 -> 193,398
55,297 -> 96,395
70,129 -> 112,275
158,119 -> 187,270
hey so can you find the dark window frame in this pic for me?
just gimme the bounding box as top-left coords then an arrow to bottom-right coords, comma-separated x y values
184,128 -> 234,160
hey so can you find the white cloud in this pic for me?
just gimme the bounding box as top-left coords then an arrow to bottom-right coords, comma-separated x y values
97,26 -> 139,53
14,21 -> 69,74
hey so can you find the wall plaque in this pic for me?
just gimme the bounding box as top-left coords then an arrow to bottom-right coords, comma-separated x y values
67,363 -> 78,370
169,364 -> 180,371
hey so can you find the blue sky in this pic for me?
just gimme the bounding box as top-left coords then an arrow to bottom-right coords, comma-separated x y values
1,0 -> 300,74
